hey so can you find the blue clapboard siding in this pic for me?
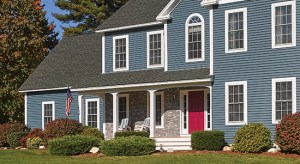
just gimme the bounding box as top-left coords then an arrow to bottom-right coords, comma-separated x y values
212,0 -> 300,143
167,0 -> 210,71
27,91 -> 104,132
82,95 -> 104,131
105,25 -> 164,73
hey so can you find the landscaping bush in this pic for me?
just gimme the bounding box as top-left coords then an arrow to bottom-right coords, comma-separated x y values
7,132 -> 28,148
191,130 -> 225,151
81,127 -> 104,140
44,118 -> 84,141
101,136 -> 155,156
20,128 -> 44,147
26,137 -> 43,149
276,112 -> 300,154
48,135 -> 99,156
233,123 -> 271,153
0,123 -> 27,147
115,131 -> 149,138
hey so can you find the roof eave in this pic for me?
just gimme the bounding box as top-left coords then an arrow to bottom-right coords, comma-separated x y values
95,22 -> 163,33
156,0 -> 180,21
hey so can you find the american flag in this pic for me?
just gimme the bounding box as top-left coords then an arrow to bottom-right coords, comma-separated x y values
65,87 -> 73,116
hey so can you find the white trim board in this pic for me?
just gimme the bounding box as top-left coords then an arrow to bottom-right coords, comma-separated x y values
24,93 -> 28,126
156,0 -> 180,21
225,81 -> 248,125
85,98 -> 100,129
102,36 -> 106,74
96,22 -> 162,33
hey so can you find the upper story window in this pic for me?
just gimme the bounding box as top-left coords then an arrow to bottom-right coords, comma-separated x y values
42,101 -> 55,129
272,77 -> 296,124
272,1 -> 296,48
185,13 -> 205,62
147,30 -> 164,68
225,81 -> 247,125
225,8 -> 247,53
113,35 -> 129,71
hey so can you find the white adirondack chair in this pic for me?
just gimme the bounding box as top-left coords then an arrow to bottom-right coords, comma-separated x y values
140,117 -> 150,131
118,118 -> 131,131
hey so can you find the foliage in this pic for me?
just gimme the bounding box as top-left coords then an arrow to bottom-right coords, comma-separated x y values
81,127 -> 104,140
0,123 -> 27,146
7,132 -> 28,148
191,130 -> 225,151
26,137 -> 42,149
48,135 -> 99,156
53,0 -> 128,35
115,131 -> 149,138
233,123 -> 271,153
100,136 -> 155,156
276,112 -> 300,154
44,118 -> 84,141
20,128 -> 44,147
0,0 -> 58,123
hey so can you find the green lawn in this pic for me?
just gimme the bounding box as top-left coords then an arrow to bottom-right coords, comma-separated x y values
0,150 -> 299,164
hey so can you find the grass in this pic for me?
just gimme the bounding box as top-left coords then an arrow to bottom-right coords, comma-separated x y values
0,150 -> 299,164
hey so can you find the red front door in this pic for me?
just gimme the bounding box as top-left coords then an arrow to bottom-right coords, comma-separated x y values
188,91 -> 205,134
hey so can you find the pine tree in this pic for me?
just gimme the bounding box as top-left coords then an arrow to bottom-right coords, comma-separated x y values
53,0 -> 128,35
0,0 -> 59,123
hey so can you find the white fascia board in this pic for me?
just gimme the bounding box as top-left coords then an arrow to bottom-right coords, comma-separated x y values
156,0 -> 180,21
73,78 -> 211,92
95,22 -> 162,33
201,0 -> 244,7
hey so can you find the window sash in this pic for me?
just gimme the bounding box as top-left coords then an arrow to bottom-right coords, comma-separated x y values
275,5 -> 293,45
119,97 -> 127,123
156,95 -> 162,126
87,101 -> 98,128
228,12 -> 244,50
188,25 -> 202,59
275,81 -> 293,121
115,38 -> 127,69
43,103 -> 53,127
228,85 -> 244,122
149,34 -> 162,66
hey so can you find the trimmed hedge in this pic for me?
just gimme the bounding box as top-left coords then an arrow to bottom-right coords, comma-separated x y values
101,136 -> 155,156
115,131 -> 149,138
44,118 -> 84,141
20,128 -> 44,147
233,123 -> 271,153
7,132 -> 28,148
191,130 -> 225,151
26,137 -> 42,149
81,128 -> 104,140
0,123 -> 27,147
48,135 -> 99,156
276,112 -> 300,154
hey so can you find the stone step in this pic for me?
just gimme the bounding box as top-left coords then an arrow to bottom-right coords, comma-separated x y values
155,137 -> 191,142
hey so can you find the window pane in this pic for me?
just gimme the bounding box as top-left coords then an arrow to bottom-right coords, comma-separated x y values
115,38 -> 127,69
149,33 -> 162,65
188,23 -> 202,59
275,80 -> 293,121
228,84 -> 244,122
227,11 -> 244,50
275,5 -> 293,45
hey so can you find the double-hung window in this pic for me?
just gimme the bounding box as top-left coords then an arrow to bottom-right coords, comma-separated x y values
85,98 -> 99,129
185,13 -> 205,62
119,95 -> 129,124
225,81 -> 247,125
113,35 -> 129,71
147,31 -> 163,68
42,101 -> 55,129
272,1 -> 296,48
225,8 -> 247,53
155,93 -> 164,127
272,77 -> 296,124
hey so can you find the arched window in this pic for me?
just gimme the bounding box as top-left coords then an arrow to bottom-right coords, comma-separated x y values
185,13 -> 205,62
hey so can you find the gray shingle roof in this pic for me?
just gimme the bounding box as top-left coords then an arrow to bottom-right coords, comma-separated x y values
96,0 -> 171,31
20,34 -> 210,92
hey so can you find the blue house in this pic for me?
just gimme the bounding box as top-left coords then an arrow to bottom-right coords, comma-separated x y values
20,0 -> 299,150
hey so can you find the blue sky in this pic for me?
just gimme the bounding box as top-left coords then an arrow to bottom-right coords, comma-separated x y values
42,0 -> 75,39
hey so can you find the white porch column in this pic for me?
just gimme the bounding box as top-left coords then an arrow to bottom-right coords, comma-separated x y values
78,95 -> 84,124
148,90 -> 156,138
111,92 -> 119,138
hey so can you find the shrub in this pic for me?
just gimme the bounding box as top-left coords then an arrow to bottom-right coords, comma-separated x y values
44,118 -> 84,141
7,132 -> 28,148
26,137 -> 43,149
191,130 -> 225,151
115,131 -> 149,138
0,123 -> 27,147
101,136 -> 155,156
233,123 -> 271,153
48,135 -> 99,156
276,112 -> 300,154
20,128 -> 44,147
81,128 -> 104,140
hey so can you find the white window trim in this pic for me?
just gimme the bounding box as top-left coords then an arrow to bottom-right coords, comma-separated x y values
185,13 -> 205,62
147,30 -> 164,68
113,35 -> 129,72
271,1 -> 296,49
85,98 -> 100,129
272,77 -> 296,124
118,94 -> 130,119
42,101 -> 55,130
225,8 -> 248,54
225,81 -> 248,125
147,92 -> 165,128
